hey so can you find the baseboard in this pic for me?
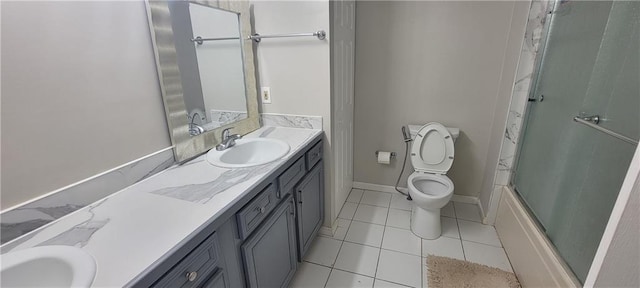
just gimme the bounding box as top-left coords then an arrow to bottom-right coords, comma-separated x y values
319,221 -> 338,238
353,181 -> 482,211
495,186 -> 580,287
450,194 -> 479,205
353,182 -> 405,194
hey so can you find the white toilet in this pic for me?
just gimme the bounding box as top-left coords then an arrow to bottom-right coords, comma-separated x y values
407,123 -> 459,239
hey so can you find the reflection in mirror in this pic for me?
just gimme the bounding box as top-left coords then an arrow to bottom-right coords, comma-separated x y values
168,2 -> 248,136
147,0 -> 260,162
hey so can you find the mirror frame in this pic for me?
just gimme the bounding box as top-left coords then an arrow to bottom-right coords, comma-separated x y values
146,0 -> 260,162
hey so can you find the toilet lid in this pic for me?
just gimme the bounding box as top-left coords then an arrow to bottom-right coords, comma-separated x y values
411,122 -> 455,174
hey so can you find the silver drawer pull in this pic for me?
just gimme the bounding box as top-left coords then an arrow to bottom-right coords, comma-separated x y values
256,206 -> 266,213
186,271 -> 198,282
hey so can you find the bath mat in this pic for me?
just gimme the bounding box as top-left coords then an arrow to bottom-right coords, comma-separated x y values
426,255 -> 521,288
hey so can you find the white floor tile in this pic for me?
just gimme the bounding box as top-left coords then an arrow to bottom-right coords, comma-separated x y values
422,263 -> 429,288
330,218 -> 352,241
334,242 -> 381,277
374,279 -> 411,288
382,226 -> 422,256
441,202 -> 455,218
462,241 -> 513,272
376,249 -> 422,288
457,219 -> 502,247
453,202 -> 482,222
347,189 -> 365,203
289,262 -> 331,288
361,191 -> 392,207
422,236 -> 464,260
354,204 -> 389,225
339,202 -> 358,220
304,236 -> 343,267
326,269 -> 374,288
345,221 -> 385,247
390,193 -> 413,211
386,209 -> 411,230
440,217 -> 460,239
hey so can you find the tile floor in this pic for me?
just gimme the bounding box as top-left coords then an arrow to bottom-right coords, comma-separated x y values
289,188 -> 514,288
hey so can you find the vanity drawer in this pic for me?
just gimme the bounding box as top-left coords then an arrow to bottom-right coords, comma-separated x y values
236,184 -> 279,240
153,233 -> 221,288
305,141 -> 323,170
278,156 -> 306,197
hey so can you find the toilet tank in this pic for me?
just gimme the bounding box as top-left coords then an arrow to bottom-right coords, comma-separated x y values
408,124 -> 460,142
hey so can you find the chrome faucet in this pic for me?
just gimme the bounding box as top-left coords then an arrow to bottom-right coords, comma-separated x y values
188,112 -> 205,136
216,127 -> 242,151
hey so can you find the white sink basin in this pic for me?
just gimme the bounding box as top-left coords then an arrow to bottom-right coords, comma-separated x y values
1,246 -> 96,287
207,138 -> 290,168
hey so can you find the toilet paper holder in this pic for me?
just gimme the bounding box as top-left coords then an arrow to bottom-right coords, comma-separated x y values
375,151 -> 396,158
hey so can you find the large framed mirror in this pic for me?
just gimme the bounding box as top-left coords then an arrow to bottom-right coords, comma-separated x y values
146,0 -> 260,162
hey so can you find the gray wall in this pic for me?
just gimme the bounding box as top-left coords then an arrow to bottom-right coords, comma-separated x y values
479,0 -> 531,213
354,1 -> 525,197
1,1 -> 171,209
250,0 -> 334,226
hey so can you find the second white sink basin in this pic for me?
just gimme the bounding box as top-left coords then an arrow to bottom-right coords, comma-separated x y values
207,138 -> 290,168
1,246 -> 96,287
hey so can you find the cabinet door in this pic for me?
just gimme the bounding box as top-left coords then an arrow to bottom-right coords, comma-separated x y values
295,161 -> 324,258
200,269 -> 227,288
241,196 -> 297,288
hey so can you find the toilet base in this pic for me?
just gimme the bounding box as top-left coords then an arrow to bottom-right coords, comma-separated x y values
411,206 -> 442,239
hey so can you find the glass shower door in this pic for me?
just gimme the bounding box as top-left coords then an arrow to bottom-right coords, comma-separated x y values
513,0 -> 639,283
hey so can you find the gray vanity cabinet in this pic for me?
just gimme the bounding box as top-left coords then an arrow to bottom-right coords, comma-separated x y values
294,160 -> 324,258
136,137 -> 324,288
241,196 -> 298,288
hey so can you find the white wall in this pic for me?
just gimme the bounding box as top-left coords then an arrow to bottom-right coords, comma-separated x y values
250,1 -> 334,226
1,1 -> 171,209
354,1 -> 527,198
190,4 -> 248,114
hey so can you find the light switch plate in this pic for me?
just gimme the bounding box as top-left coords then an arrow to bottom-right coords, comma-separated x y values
261,87 -> 272,104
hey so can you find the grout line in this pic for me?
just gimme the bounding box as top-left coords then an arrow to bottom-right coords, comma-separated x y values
459,238 -> 467,261
323,268 -> 332,288
303,259 -> 334,270
373,202 -> 393,279
451,201 -> 457,218
330,266 -> 376,281
374,277 -> 414,288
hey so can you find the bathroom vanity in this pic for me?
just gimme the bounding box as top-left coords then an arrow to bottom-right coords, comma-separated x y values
2,126 -> 324,287
137,131 -> 324,288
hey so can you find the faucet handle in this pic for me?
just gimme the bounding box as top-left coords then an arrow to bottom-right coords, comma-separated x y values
221,127 -> 234,139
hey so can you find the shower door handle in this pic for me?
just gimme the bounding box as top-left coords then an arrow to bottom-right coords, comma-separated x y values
528,95 -> 544,102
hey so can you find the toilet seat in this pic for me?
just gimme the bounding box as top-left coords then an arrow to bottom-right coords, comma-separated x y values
410,122 -> 455,174
408,172 -> 453,200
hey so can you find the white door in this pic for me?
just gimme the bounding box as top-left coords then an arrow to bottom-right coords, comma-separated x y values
331,0 -> 355,207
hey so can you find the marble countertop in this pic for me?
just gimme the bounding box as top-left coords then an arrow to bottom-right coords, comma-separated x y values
2,126 -> 322,287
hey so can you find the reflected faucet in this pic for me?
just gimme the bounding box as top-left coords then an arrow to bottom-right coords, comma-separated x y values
216,127 -> 242,151
189,112 -> 205,136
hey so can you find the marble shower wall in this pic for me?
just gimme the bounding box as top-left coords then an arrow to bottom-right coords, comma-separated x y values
492,0 -> 550,194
